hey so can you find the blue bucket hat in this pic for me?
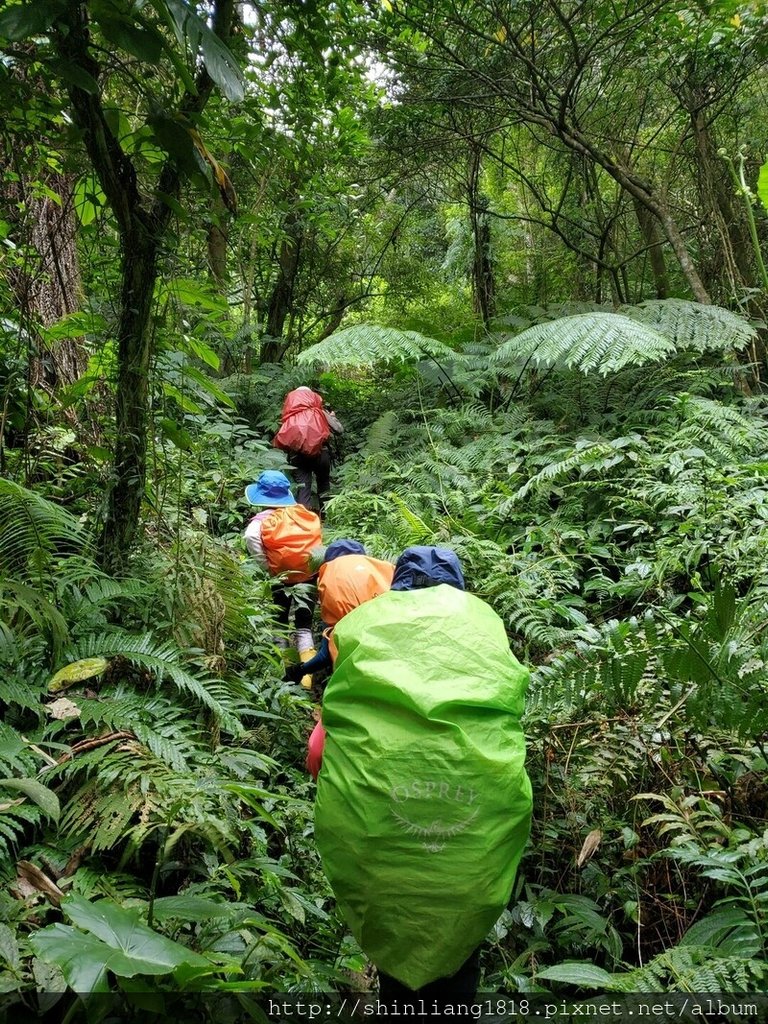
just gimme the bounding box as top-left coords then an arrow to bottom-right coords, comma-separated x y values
391,545 -> 465,592
245,470 -> 296,507
325,539 -> 366,562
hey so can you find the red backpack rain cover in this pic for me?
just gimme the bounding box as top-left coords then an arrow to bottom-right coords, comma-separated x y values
273,389 -> 330,458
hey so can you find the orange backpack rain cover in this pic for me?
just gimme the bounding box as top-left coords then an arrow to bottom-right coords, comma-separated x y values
318,555 -> 395,627
273,389 -> 331,458
261,506 -> 322,583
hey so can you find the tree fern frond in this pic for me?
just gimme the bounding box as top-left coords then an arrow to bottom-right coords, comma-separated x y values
492,314 -> 674,374
297,325 -> 459,367
625,299 -> 756,354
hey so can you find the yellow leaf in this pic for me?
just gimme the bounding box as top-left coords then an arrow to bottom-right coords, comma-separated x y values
495,25 -> 507,43
382,0 -> 393,10
730,13 -> 741,26
188,127 -> 238,215
48,657 -> 108,693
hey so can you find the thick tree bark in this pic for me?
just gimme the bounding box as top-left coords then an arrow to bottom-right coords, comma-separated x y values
1,148 -> 86,389
467,145 -> 496,322
262,205 -> 302,363
55,0 -> 235,572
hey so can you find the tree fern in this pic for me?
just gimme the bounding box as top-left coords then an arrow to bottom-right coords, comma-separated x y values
296,324 -> 459,367
625,299 -> 756,354
366,411 -> 399,454
610,945 -> 766,992
509,435 -> 646,504
492,313 -> 674,374
73,692 -> 204,771
492,301 -> 755,377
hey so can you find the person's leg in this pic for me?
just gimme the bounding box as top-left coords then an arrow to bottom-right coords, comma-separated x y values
315,447 -> 332,517
421,947 -> 481,1008
289,452 -> 315,509
378,970 -> 414,1004
291,587 -> 317,688
293,599 -> 314,649
378,948 -> 481,1013
271,585 -> 291,647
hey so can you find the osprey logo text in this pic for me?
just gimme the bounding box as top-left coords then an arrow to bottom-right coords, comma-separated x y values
390,780 -> 480,853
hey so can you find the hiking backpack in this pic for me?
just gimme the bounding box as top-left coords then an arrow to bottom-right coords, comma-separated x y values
315,584 -> 532,989
273,388 -> 330,458
317,555 -> 395,627
260,505 -> 322,583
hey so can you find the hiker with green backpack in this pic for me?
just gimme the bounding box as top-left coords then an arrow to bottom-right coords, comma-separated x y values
244,470 -> 323,683
314,545 -> 532,1007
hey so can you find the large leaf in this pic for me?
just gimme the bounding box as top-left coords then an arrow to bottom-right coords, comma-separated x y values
150,895 -> 247,923
536,962 -> 616,988
163,0 -> 244,102
680,908 -> 761,958
625,299 -> 756,354
0,1 -> 63,41
298,325 -> 459,367
48,657 -> 109,693
30,895 -> 210,994
95,16 -> 164,64
492,313 -> 674,375
181,364 -> 236,409
0,778 -> 60,822
200,24 -> 245,102
757,160 -> 768,212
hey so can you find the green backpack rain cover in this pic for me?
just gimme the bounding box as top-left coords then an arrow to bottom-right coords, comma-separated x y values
315,584 -> 532,990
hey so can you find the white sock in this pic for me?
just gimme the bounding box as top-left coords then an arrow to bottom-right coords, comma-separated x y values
296,629 -> 315,653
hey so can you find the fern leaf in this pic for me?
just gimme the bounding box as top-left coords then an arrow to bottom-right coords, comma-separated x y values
297,325 -> 459,367
0,480 -> 88,581
492,313 -> 674,374
625,299 -> 756,353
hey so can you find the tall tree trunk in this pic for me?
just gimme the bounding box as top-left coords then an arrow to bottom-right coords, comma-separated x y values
681,84 -> 755,302
98,229 -> 158,564
207,221 -> 228,290
242,221 -> 259,374
632,198 -> 670,299
55,0 -> 236,572
261,204 -> 302,363
467,145 -> 496,323
1,161 -> 87,389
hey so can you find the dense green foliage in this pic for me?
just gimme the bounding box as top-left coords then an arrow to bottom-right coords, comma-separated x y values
2,0 -> 768,1017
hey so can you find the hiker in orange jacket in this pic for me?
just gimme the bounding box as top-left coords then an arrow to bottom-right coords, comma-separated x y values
284,539 -> 394,682
282,538 -> 395,776
243,470 -> 322,677
273,386 -> 343,517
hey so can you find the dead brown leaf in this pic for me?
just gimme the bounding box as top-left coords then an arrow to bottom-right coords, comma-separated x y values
576,828 -> 603,868
16,860 -> 64,906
